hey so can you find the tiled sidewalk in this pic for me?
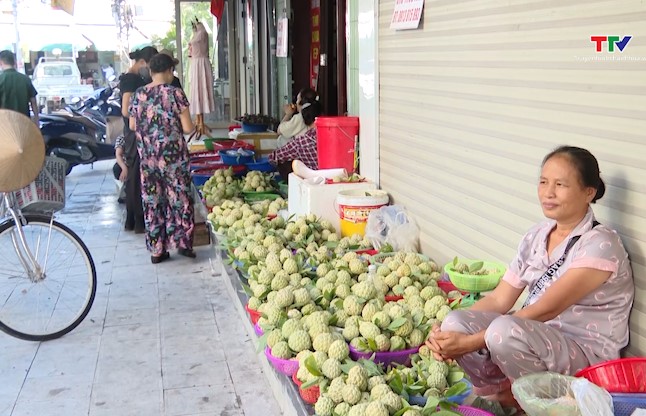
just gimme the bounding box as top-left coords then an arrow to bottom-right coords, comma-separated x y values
0,161 -> 280,416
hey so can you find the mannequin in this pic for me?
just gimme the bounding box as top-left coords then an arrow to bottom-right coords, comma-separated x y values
188,20 -> 215,135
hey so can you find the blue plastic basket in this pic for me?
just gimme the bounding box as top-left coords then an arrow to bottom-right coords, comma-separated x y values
245,158 -> 275,172
611,393 -> 646,416
219,149 -> 255,166
408,378 -> 473,406
242,122 -> 268,133
191,173 -> 210,187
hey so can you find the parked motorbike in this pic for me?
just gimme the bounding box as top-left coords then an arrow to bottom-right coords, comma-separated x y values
40,105 -> 116,175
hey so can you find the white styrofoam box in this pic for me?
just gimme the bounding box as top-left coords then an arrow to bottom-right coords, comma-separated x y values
288,173 -> 377,234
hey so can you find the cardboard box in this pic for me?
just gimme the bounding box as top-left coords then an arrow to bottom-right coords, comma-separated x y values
236,131 -> 279,156
287,173 -> 377,233
193,222 -> 211,246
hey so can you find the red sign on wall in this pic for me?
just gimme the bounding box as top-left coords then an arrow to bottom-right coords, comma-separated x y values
310,0 -> 321,90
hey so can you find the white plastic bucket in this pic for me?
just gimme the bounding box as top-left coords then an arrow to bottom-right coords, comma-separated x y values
336,189 -> 389,237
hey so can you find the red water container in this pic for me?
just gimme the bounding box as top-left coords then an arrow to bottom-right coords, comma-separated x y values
315,116 -> 359,174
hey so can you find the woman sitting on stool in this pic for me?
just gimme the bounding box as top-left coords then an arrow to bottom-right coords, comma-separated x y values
426,146 -> 634,408
268,93 -> 322,182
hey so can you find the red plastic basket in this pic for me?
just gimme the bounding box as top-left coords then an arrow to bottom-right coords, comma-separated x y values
291,372 -> 320,404
245,303 -> 261,325
348,344 -> 419,367
575,357 -> 646,393
265,347 -> 299,376
385,295 -> 404,302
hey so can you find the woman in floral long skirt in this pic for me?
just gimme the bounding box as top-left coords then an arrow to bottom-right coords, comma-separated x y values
129,53 -> 196,263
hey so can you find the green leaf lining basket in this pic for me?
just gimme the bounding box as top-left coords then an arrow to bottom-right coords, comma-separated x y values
444,260 -> 506,293
242,192 -> 281,203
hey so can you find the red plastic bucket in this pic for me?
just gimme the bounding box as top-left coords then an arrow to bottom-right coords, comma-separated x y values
315,116 -> 359,174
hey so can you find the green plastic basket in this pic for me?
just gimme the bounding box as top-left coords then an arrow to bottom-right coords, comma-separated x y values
444,260 -> 506,293
278,182 -> 288,196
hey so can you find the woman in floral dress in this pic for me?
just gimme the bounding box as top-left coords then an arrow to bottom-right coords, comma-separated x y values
129,53 -> 196,263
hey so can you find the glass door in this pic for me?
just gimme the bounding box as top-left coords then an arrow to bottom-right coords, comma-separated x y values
179,0 -> 232,126
237,0 -> 260,115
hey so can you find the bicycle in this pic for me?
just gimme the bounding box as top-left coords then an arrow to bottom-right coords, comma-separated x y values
0,110 -> 96,341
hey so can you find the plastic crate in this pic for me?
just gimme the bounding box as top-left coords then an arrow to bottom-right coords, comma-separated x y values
611,393 -> 646,416
13,156 -> 66,213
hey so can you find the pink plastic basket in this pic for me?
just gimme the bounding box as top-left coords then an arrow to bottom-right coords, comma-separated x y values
348,344 -> 419,367
453,406 -> 494,416
265,347 -> 299,376
254,322 -> 264,336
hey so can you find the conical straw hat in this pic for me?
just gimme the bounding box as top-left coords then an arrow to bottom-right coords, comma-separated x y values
0,110 -> 45,192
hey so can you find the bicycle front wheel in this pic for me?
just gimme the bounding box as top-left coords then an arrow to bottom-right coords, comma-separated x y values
0,215 -> 96,341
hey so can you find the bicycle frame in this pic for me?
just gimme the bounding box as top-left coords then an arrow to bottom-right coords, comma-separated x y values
0,193 -> 52,281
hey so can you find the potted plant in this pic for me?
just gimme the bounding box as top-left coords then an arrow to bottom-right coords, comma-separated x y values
237,113 -> 278,133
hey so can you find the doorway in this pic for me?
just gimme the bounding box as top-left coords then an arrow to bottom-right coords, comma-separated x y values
178,0 -> 233,127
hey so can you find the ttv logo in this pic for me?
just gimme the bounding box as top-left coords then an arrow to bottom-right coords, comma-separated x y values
591,36 -> 632,52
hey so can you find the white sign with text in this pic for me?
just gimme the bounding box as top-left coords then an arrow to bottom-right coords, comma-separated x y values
390,0 -> 424,30
277,17 -> 288,57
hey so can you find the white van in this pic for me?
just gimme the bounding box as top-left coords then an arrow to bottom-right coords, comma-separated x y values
31,57 -> 94,113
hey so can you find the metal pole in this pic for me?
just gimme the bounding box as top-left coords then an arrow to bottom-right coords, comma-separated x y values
11,0 -> 24,73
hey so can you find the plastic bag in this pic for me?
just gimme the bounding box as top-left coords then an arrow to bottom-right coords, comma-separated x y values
512,372 -> 613,416
571,378 -> 614,415
365,205 -> 420,252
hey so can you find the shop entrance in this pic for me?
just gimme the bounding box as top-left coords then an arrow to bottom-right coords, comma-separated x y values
289,0 -> 347,116
178,0 -> 233,127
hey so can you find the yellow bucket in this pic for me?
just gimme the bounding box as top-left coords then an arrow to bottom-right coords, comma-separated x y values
336,189 -> 389,237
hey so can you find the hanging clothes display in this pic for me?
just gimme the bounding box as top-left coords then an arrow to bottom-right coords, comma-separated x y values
188,22 -> 215,119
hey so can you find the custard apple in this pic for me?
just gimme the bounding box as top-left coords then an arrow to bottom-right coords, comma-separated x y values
322,358 -> 342,379
342,384 -> 362,405
371,311 -> 391,329
365,401 -> 388,416
328,339 -> 350,361
266,329 -> 284,348
343,295 -> 363,316
314,396 -> 335,416
370,383 -> 392,400
381,391 -> 403,414
334,402 -> 351,416
288,330 -> 311,352
394,318 -> 413,337
313,332 -> 335,353
426,372 -> 448,390
271,341 -> 291,359
436,305 -> 452,321
361,302 -> 379,321
368,375 -> 386,390
375,334 -> 390,352
281,319 -> 303,339
359,321 -> 381,340
346,365 -> 368,390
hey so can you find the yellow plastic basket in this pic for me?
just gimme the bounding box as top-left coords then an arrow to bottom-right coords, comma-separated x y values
444,260 -> 506,293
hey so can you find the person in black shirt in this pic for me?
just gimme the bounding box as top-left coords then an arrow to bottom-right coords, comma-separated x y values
120,46 -> 157,233
159,49 -> 183,90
